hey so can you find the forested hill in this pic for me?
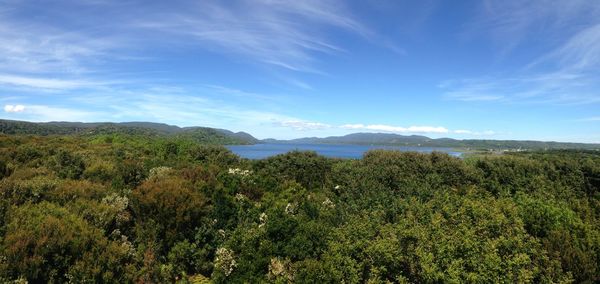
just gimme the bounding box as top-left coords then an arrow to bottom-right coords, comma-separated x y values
267,132 -> 600,150
0,119 -> 258,145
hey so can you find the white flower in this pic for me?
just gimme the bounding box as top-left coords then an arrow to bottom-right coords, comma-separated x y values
227,168 -> 253,176
268,257 -> 294,281
285,203 -> 297,215
259,212 -> 268,228
148,166 -> 172,180
322,198 -> 335,209
235,193 -> 246,201
102,194 -> 129,212
215,247 -> 237,277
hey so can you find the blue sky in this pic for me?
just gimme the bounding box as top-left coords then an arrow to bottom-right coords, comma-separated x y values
1,0 -> 599,142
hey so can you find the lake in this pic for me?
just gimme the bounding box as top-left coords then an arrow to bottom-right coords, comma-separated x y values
227,143 -> 464,159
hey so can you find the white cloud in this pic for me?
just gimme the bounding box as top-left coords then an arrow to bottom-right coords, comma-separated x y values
4,104 -> 25,113
274,120 -> 331,131
339,124 -> 497,136
454,129 -> 495,136
61,86 -> 327,138
340,124 -> 449,134
2,104 -> 99,121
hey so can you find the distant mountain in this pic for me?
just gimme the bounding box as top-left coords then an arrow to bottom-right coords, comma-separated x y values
3,119 -> 598,150
0,119 -> 258,145
265,132 -> 600,150
281,133 -> 433,145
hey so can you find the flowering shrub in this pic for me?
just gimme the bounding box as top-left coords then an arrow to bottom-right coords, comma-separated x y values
214,248 -> 236,277
148,166 -> 173,180
227,168 -> 252,176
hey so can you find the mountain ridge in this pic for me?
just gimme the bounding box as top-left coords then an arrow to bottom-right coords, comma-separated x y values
0,119 -> 258,145
2,119 -> 599,150
264,132 -> 600,150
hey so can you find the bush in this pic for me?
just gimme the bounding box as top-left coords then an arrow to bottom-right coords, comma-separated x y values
131,176 -> 209,250
0,202 -> 133,282
0,160 -> 10,180
52,149 -> 85,179
256,151 -> 331,190
187,145 -> 240,167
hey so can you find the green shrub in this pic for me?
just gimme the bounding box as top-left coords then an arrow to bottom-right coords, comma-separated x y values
52,149 -> 85,179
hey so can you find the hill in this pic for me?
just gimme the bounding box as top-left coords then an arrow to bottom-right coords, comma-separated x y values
0,119 -> 258,145
267,132 -> 600,150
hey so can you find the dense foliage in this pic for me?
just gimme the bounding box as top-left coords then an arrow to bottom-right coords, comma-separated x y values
0,134 -> 598,283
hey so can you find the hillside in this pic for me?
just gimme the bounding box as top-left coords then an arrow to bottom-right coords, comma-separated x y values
267,132 -> 600,150
0,119 -> 258,145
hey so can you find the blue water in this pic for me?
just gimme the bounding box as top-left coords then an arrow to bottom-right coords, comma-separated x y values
227,143 -> 463,159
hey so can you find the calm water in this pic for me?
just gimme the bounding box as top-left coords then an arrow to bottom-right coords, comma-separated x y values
227,143 -> 463,159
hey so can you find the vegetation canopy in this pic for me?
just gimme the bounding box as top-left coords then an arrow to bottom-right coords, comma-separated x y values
0,132 -> 598,283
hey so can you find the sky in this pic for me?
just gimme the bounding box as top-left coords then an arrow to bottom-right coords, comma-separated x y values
1,0 -> 599,142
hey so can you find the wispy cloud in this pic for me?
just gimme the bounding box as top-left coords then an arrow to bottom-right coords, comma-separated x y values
203,84 -> 283,101
576,116 -> 600,122
470,0 -> 600,54
0,16 -> 121,75
0,74 -> 109,90
0,0 -> 395,93
440,71 -> 600,105
274,120 -> 331,131
536,23 -> 600,71
340,124 -> 449,134
445,1 -> 600,105
453,129 -> 495,136
132,0 -> 381,72
338,123 -> 498,136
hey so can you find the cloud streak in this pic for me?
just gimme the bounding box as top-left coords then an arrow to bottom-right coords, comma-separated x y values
0,74 -> 105,90
0,15 -> 121,75
340,124 -> 449,134
453,129 -> 495,136
274,120 -> 331,131
0,0 -> 395,92
445,1 -> 600,105
133,0 -> 376,72
576,116 -> 600,122
471,0 -> 600,54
